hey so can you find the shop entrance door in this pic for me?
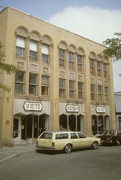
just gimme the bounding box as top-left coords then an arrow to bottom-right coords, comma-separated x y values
21,116 -> 32,140
21,114 -> 48,140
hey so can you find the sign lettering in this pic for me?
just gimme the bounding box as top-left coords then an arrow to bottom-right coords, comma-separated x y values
24,101 -> 42,111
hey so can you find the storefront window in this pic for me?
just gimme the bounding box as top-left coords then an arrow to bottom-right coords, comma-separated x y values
92,115 -> 107,135
13,119 -> 19,138
119,117 -> 121,130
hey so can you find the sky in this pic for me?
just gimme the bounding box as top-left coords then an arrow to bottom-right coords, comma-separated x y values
1,0 -> 121,92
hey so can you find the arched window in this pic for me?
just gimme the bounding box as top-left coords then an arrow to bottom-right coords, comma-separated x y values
77,47 -> 85,72
29,31 -> 40,61
42,35 -> 52,65
89,52 -> 96,75
97,55 -> 102,76
58,41 -> 68,68
68,44 -> 76,71
15,26 -> 28,59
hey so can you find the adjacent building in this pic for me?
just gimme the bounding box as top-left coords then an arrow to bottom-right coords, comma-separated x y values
0,7 -> 116,146
115,92 -> 121,131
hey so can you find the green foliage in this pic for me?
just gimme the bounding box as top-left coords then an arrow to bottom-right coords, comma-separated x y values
103,33 -> 121,60
0,42 -> 17,92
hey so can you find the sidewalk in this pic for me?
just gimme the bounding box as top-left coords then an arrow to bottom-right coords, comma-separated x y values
0,143 -> 35,164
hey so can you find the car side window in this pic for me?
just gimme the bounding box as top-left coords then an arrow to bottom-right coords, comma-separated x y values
78,133 -> 86,138
70,133 -> 78,139
55,133 -> 69,139
40,133 -> 52,139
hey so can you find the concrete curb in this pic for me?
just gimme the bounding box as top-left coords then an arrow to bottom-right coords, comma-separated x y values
0,152 -> 21,164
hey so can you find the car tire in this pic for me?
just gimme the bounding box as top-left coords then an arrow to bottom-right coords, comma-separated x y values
64,144 -> 72,154
91,142 -> 98,150
116,139 -> 121,146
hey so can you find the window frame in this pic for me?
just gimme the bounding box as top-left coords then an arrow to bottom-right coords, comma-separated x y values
68,52 -> 75,70
42,44 -> 49,64
16,36 -> 25,59
29,73 -> 37,95
41,75 -> 49,96
15,71 -> 25,94
59,78 -> 66,98
29,40 -> 38,61
59,48 -> 66,68
69,80 -> 75,99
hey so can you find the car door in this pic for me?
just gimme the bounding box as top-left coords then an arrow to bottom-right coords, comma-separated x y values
77,132 -> 92,148
70,133 -> 81,149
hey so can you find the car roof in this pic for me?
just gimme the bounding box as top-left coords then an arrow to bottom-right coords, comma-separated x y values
43,131 -> 83,134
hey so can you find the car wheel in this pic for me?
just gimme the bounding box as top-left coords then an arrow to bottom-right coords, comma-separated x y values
36,150 -> 40,153
64,144 -> 72,154
116,139 -> 121,146
92,142 -> 98,150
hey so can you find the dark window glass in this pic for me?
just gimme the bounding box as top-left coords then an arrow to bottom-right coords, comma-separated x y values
70,133 -> 78,139
15,71 -> 24,94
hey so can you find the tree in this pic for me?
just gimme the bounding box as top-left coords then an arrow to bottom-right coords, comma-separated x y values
0,42 -> 16,91
103,33 -> 121,60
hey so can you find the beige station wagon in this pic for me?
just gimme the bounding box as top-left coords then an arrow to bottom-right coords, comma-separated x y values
36,131 -> 101,153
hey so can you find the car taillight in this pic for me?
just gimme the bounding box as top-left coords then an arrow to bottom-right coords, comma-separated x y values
52,142 -> 55,147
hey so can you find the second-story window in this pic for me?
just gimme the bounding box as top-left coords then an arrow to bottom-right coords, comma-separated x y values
77,55 -> 83,72
41,75 -> 49,95
104,86 -> 108,103
42,44 -> 49,64
68,52 -> 75,71
15,71 -> 24,94
29,40 -> 38,61
29,73 -> 37,95
90,84 -> 95,101
59,49 -> 65,68
16,36 -> 25,58
78,82 -> 83,99
98,85 -> 102,102
59,78 -> 66,98
69,80 -> 75,98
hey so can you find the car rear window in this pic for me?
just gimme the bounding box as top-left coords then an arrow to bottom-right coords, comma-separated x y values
78,133 -> 86,138
55,133 -> 69,139
40,133 -> 52,139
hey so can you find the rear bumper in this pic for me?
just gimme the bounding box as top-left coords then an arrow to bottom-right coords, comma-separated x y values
35,145 -> 55,151
101,139 -> 113,144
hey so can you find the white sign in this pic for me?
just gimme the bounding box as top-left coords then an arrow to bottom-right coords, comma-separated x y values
24,101 -> 42,111
96,106 -> 106,113
66,104 -> 79,113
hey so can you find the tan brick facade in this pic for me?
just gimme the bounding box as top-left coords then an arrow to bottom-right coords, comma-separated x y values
0,7 -> 116,146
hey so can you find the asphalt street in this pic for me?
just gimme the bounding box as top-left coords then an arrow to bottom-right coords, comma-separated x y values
0,145 -> 121,180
